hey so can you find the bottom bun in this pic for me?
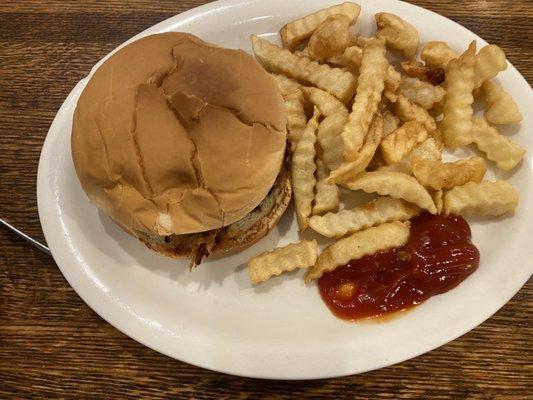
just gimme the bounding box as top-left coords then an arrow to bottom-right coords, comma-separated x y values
137,156 -> 291,266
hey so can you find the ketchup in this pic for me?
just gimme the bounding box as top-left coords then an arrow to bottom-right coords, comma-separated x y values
318,213 -> 480,320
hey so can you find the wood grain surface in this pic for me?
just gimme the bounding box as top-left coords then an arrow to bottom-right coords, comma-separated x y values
0,1 -> 531,398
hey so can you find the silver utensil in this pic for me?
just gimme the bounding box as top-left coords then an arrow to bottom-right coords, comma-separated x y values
0,218 -> 51,256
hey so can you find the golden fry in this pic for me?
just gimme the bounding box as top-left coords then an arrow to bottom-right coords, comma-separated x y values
280,2 -> 361,50
292,108 -> 320,231
473,44 -> 507,89
309,197 -> 418,238
483,81 -> 522,125
380,121 -> 428,164
308,14 -> 351,61
313,158 -> 340,215
317,110 -> 348,171
421,41 -> 457,69
384,65 -> 401,102
248,240 -> 318,284
434,190 -> 444,214
273,74 -> 307,149
410,137 -> 443,161
328,113 -> 383,184
306,222 -> 410,282
401,60 -> 445,85
411,156 -> 487,190
343,171 -> 437,213
471,117 -> 525,171
444,180 -> 518,217
375,12 -> 419,58
441,41 -> 476,148
251,35 -> 357,102
378,137 -> 442,175
302,86 -> 346,116
399,77 -> 446,109
343,45 -> 363,67
393,95 -> 437,134
340,38 -> 388,161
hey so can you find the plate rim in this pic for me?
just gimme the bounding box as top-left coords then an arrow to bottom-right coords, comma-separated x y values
37,0 -> 533,380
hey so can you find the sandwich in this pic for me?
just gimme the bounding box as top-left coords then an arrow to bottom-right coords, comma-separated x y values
71,32 -> 290,266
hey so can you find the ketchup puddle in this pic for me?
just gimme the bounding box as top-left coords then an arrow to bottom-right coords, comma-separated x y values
318,213 -> 480,321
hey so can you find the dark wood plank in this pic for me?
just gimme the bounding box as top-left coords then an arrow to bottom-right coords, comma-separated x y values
1,1 -> 531,398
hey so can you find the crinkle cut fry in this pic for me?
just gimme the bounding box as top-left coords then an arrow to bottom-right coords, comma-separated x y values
441,41 -> 476,148
251,35 -> 357,103
292,108 -> 320,231
340,38 -> 388,161
343,171 -> 437,214
305,221 -> 410,282
280,2 -> 361,50
309,196 -> 418,238
249,240 -> 318,284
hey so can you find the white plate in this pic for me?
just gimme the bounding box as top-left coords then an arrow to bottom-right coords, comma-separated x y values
37,0 -> 533,379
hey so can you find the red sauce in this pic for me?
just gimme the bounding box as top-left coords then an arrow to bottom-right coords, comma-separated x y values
318,213 -> 480,321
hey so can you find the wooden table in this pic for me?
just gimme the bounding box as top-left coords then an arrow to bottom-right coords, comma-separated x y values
0,1 -> 531,398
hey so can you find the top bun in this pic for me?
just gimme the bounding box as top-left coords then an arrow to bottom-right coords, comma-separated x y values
72,33 -> 286,236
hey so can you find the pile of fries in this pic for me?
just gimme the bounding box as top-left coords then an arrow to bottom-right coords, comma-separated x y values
247,2 -> 524,284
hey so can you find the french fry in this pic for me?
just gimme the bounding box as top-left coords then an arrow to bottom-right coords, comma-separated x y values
339,45 -> 400,102
393,95 -> 437,134
375,12 -> 419,58
383,110 -> 400,136
309,197 -> 418,238
384,64 -> 402,102
411,156 -> 487,190
292,108 -> 320,231
251,35 -> 357,102
305,221 -> 410,282
317,110 -> 348,171
280,2 -> 361,50
313,158 -> 340,215
343,171 -> 437,213
421,41 -> 457,69
327,54 -> 350,68
440,41 -> 476,148
482,81 -> 523,125
444,180 -> 518,217
308,14 -> 351,61
410,137 -> 442,161
434,190 -> 444,214
340,38 -> 388,161
343,45 -> 363,67
355,35 -> 374,47
401,60 -> 445,85
328,113 -> 384,183
273,74 -> 307,149
376,161 -> 412,175
471,117 -> 525,171
302,86 -> 346,116
248,240 -> 318,284
378,137 -> 442,175
399,77 -> 446,109
380,121 -> 428,164
274,72 -> 301,94
294,47 -> 310,58
473,44 -> 507,89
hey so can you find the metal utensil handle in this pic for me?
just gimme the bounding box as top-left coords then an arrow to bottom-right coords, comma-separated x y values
0,218 -> 52,256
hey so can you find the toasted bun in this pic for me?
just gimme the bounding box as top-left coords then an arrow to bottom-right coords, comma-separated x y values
137,157 -> 291,260
72,32 -> 286,236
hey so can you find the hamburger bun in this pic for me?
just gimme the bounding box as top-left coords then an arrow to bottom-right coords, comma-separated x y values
138,156 -> 291,264
71,32 -> 290,261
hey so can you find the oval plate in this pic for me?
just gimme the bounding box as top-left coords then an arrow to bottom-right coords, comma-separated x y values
37,0 -> 533,379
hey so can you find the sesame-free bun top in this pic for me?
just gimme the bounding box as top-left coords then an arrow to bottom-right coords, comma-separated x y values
72,32 -> 286,236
